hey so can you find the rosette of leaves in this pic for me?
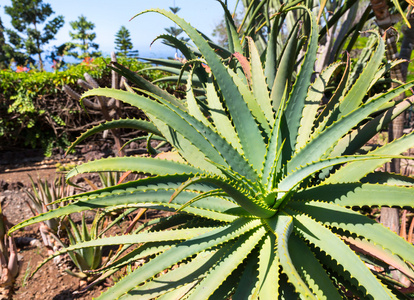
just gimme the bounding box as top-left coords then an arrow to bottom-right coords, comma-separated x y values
10,5 -> 414,300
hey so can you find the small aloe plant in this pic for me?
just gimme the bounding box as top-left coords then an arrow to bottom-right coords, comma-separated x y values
60,213 -> 104,279
10,4 -> 414,299
24,175 -> 74,251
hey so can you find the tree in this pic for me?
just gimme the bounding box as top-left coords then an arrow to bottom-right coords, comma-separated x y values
114,26 -> 138,58
67,15 -> 101,59
4,0 -> 64,70
212,11 -> 244,48
164,7 -> 190,43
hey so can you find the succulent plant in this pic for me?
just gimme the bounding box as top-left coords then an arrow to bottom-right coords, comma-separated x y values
10,4 -> 414,300
0,206 -> 18,300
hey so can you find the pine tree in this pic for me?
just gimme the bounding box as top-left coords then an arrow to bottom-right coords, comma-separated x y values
66,15 -> 101,59
114,26 -> 138,58
164,7 -> 190,43
4,0 -> 64,70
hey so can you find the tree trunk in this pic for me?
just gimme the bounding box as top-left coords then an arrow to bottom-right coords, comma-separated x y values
369,0 -> 413,234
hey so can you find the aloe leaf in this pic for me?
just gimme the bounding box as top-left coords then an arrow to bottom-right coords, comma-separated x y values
10,180 -> 245,233
227,66 -> 271,138
176,190 -> 226,213
216,0 -> 242,54
204,73 -> 242,151
282,6 -> 318,156
287,80 -> 414,172
81,88 -> 230,169
97,242 -> 176,276
289,234 -> 342,300
150,34 -> 197,61
289,210 -> 397,299
96,218 -> 262,299
143,87 -> 256,180
172,174 -> 275,218
65,157 -> 202,181
318,0 -> 358,40
185,66 -> 211,128
279,155 -> 404,197
140,57 -> 185,69
122,248 -> 220,299
31,227 -> 217,278
65,119 -> 162,154
325,132 -> 414,184
83,88 -> 258,180
231,246 -> 260,299
296,61 -> 343,151
153,75 -> 201,86
271,214 -> 316,299
240,0 -> 268,39
270,20 -> 299,111
343,236 -> 414,280
247,37 -> 274,124
264,11 -> 284,89
361,172 -> 414,186
185,226 -> 267,300
292,183 -> 414,208
251,234 -> 274,298
150,34 -> 209,85
261,98 -> 284,189
142,66 -> 190,77
330,97 -> 414,158
133,9 -> 266,173
258,233 -> 279,299
313,54 -> 350,133
391,0 -> 411,28
109,62 -> 186,111
155,284 -> 198,300
290,201 -> 414,268
149,117 -> 219,173
337,31 -> 385,117
369,59 -> 406,92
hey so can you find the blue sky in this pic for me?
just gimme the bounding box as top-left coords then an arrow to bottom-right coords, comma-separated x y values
0,0 -> 240,61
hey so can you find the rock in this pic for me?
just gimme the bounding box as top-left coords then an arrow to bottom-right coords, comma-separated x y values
0,180 -> 8,191
9,182 -> 23,190
129,142 -> 139,149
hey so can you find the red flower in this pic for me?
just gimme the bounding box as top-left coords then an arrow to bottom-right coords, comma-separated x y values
16,66 -> 29,73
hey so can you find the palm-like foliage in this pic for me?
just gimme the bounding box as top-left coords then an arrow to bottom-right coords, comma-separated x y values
10,4 -> 414,299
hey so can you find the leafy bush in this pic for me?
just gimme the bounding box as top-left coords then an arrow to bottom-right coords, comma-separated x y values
10,4 -> 414,300
0,56 -> 162,154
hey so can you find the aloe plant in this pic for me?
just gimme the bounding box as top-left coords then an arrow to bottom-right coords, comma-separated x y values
24,175 -> 74,250
0,206 -> 18,300
10,4 -> 414,299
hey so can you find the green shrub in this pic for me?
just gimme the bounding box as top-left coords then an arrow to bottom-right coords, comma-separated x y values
0,56 -> 163,154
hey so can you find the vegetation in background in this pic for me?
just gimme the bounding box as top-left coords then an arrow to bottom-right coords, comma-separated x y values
0,56 -> 163,155
66,15 -> 101,60
0,13 -> 28,68
3,0 -> 64,70
114,26 -> 138,58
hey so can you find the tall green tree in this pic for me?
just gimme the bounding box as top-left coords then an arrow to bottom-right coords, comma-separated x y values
0,14 -> 9,68
4,0 -> 64,70
114,26 -> 138,58
67,15 -> 101,59
164,6 -> 189,43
